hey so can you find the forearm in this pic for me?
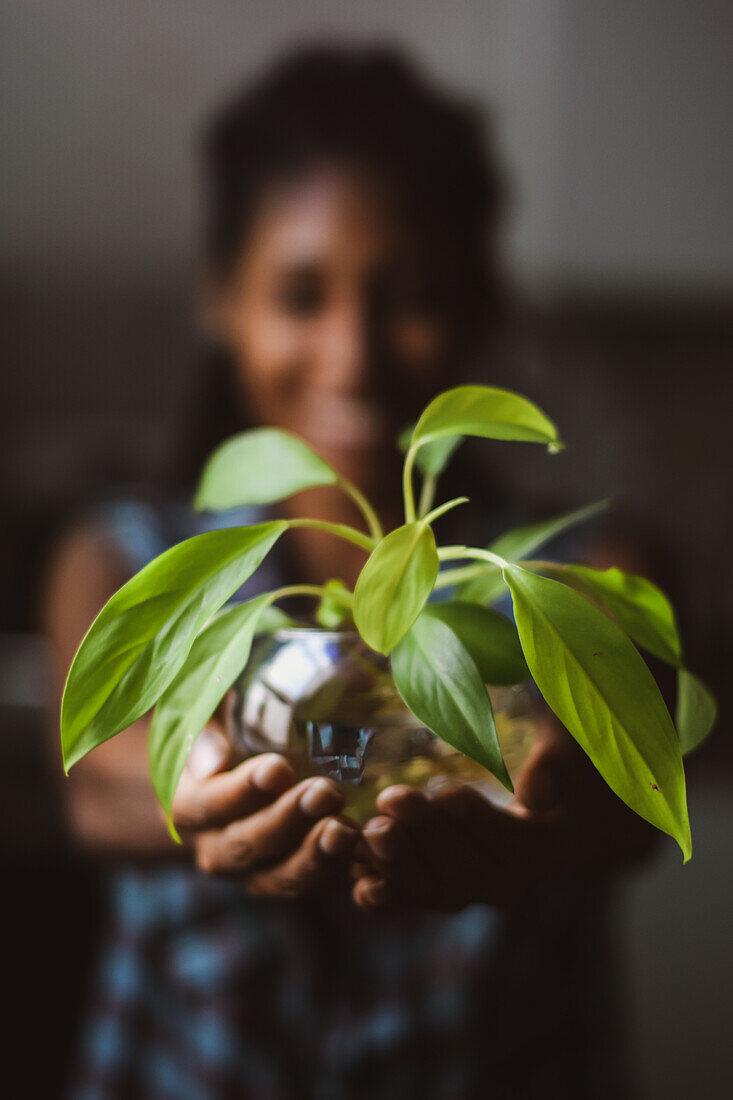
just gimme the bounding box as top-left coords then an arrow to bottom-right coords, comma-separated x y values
60,718 -> 182,861
42,527 -> 186,861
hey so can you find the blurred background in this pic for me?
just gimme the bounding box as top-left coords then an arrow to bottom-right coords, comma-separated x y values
1,2 -> 731,1096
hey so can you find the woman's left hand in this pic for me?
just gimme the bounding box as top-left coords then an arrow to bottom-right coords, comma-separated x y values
352,714 -> 658,913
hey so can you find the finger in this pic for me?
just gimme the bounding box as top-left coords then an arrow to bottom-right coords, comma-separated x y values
513,738 -> 565,816
194,776 -> 345,875
360,815 -> 412,873
349,858 -> 373,882
245,816 -> 358,899
429,779 -> 558,872
362,797 -> 451,907
186,726 -> 232,780
375,784 -> 435,828
352,873 -> 404,913
386,781 -> 534,906
375,783 -> 549,907
174,752 -> 295,833
375,785 -> 451,858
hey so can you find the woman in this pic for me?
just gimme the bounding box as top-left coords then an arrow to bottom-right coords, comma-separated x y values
45,46 -> 651,1099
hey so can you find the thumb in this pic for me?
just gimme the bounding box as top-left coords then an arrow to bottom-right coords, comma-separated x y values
514,738 -> 564,816
187,724 -> 232,781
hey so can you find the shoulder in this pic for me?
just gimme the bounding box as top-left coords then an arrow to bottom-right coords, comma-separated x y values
41,520 -> 129,668
40,496 -> 167,650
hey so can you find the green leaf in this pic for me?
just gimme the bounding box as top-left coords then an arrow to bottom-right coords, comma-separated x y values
255,604 -> 296,633
454,566 -> 507,607
676,669 -> 716,756
411,385 -> 561,451
504,565 -> 691,859
315,579 -> 354,629
392,613 -> 512,790
149,595 -> 272,839
61,522 -> 286,771
398,425 -> 462,479
455,500 -> 608,606
546,564 -> 682,667
195,428 -> 336,510
354,522 -> 438,654
490,500 -> 609,562
422,602 -> 528,685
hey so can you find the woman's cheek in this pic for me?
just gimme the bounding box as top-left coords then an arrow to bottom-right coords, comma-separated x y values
236,317 -> 313,420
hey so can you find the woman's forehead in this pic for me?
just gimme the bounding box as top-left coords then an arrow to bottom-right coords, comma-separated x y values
243,163 -> 421,269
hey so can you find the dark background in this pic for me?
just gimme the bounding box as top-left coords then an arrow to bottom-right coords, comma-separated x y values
1,3 -> 731,1096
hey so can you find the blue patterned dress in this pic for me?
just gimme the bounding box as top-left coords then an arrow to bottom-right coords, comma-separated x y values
71,500 -> 625,1100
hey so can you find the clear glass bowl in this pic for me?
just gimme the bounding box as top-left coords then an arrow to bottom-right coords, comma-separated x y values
227,626 -> 537,823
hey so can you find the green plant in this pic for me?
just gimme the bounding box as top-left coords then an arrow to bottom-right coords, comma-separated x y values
61,385 -> 716,858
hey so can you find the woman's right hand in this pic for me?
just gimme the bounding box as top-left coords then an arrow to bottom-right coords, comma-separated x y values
172,726 -> 359,899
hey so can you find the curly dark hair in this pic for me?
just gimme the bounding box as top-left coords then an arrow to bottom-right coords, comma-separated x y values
202,42 -> 506,344
176,43 -> 509,492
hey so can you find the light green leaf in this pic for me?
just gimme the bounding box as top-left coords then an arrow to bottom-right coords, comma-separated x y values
315,579 -> 354,629
546,564 -> 682,667
490,500 -> 609,561
411,385 -> 561,451
676,669 -> 716,756
454,566 -> 507,607
455,500 -> 608,606
505,565 -> 691,860
392,613 -> 512,790
255,604 -> 296,633
354,522 -> 438,654
195,428 -> 336,510
422,602 -> 528,685
416,436 -> 463,478
398,425 -> 462,479
61,522 -> 286,771
149,595 -> 272,839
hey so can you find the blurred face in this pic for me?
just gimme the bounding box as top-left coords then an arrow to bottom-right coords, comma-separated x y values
210,164 -> 454,507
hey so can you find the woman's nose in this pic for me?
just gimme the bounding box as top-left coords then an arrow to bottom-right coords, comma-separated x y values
319,302 -> 374,390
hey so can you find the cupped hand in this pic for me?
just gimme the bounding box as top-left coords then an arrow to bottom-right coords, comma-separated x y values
352,715 -> 657,914
173,725 -> 358,900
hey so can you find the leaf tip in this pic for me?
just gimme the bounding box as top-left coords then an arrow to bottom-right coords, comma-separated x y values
61,738 -> 84,775
167,816 -> 183,845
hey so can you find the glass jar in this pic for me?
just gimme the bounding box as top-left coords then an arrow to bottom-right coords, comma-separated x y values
227,626 -> 536,823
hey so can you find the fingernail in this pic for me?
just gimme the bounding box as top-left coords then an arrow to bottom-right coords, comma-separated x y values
318,819 -> 357,857
363,817 -> 394,859
377,785 -> 419,811
252,755 -> 290,793
360,877 -> 390,910
188,728 -> 229,780
299,778 -> 343,818
426,775 -> 450,793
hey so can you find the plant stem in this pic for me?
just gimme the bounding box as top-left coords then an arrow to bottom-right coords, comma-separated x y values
437,545 -> 507,570
433,558 -> 561,590
268,583 -> 354,607
417,475 -> 436,519
433,557 -> 561,591
433,562 -> 496,589
423,496 -> 469,526
287,517 -> 375,553
403,446 -> 418,523
338,478 -> 383,540
521,559 -> 564,574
